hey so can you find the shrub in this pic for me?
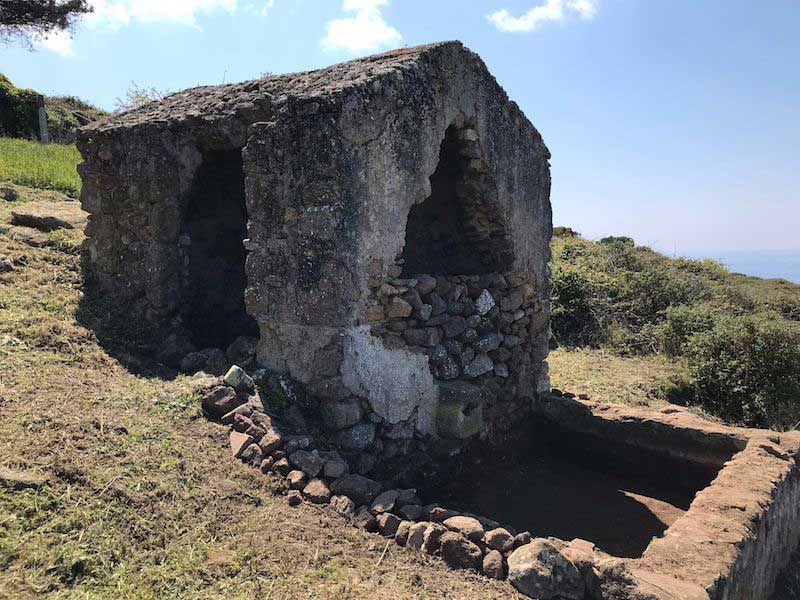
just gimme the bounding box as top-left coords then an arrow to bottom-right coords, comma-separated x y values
655,304 -> 718,358
686,316 -> 800,428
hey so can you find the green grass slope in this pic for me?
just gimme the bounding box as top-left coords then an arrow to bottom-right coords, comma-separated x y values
0,138 -> 82,198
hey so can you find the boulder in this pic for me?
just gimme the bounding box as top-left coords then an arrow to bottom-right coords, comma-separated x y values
330,494 -> 356,517
303,479 -> 332,504
323,457 -> 349,478
399,504 -> 423,521
329,474 -> 382,505
371,489 -> 400,515
320,397 -> 363,430
335,422 -> 376,451
239,443 -> 263,465
229,431 -> 253,458
440,532 -> 482,571
507,538 -> 585,600
226,335 -> 258,364
414,275 -> 437,295
377,513 -> 401,537
475,289 -> 495,315
462,353 -> 493,379
289,450 -> 325,478
395,521 -> 412,546
180,352 -> 207,374
287,490 -> 303,506
259,428 -> 284,455
353,506 -> 378,532
287,470 -> 307,490
436,381 -> 483,440
483,549 -> 506,580
407,521 -> 447,554
385,296 -> 412,318
201,386 -> 244,418
443,516 -> 485,544
486,527 -> 515,553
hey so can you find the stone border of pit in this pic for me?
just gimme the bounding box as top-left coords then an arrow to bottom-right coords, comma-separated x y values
195,367 -> 800,599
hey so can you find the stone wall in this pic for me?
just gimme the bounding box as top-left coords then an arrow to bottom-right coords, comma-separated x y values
78,41 -> 553,468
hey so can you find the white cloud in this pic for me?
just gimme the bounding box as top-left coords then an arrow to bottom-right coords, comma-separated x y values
37,30 -> 75,56
488,0 -> 598,33
86,0 -> 239,30
322,0 -> 402,54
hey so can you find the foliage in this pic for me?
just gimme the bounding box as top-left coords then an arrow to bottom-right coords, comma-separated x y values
686,316 -> 800,428
0,73 -> 38,138
114,82 -> 168,113
0,72 -> 106,141
0,0 -> 91,46
0,137 -> 81,197
550,229 -> 800,428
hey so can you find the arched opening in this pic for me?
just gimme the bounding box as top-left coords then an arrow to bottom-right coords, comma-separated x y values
401,123 -> 514,276
181,149 -> 258,349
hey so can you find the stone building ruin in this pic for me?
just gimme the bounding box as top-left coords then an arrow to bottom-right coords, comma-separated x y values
76,42 -> 800,599
77,41 -> 552,462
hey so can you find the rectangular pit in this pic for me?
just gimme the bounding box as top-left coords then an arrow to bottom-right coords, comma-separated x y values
423,417 -> 726,559
419,394 -> 800,599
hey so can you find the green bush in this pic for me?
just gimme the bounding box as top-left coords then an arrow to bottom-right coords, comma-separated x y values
655,304 -> 718,358
0,74 -> 39,139
686,316 -> 800,428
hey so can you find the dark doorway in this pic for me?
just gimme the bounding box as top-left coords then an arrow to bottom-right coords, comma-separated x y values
182,149 -> 258,349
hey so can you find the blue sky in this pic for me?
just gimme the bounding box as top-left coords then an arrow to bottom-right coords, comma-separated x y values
3,0 -> 799,254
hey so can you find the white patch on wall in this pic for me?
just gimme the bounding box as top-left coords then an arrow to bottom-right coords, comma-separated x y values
342,325 -> 438,433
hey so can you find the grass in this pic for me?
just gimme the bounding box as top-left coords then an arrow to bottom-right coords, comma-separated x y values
0,138 -> 82,198
548,347 -> 691,409
0,185 -> 522,599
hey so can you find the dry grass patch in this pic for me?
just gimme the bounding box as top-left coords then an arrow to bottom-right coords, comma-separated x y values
0,186 -> 521,599
548,347 -> 691,408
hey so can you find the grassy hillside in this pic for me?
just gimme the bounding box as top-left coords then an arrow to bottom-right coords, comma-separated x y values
0,73 -> 106,143
551,228 -> 800,428
0,138 -> 82,198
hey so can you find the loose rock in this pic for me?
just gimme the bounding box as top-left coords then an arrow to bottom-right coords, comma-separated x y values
443,515 -> 485,544
289,450 -> 325,478
486,527 -> 515,553
353,505 -> 378,532
377,513 -> 402,537
440,532 -> 483,571
483,549 -> 506,579
303,478 -> 332,504
329,474 -> 382,505
371,489 -> 400,514
507,538 -> 585,600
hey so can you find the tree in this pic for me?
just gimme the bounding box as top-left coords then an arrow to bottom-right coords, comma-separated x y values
0,0 -> 92,46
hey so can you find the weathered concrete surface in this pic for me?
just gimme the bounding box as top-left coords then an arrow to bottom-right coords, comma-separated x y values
341,325 -> 438,429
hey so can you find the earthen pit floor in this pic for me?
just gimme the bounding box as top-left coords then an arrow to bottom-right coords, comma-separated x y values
422,418 -> 723,558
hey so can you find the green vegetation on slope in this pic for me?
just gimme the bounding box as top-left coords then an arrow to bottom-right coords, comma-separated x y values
0,138 -> 82,197
550,229 -> 800,428
0,73 -> 106,143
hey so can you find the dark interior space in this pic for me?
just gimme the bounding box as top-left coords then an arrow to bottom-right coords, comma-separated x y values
182,149 -> 258,349
401,126 -> 503,276
418,417 -> 724,558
